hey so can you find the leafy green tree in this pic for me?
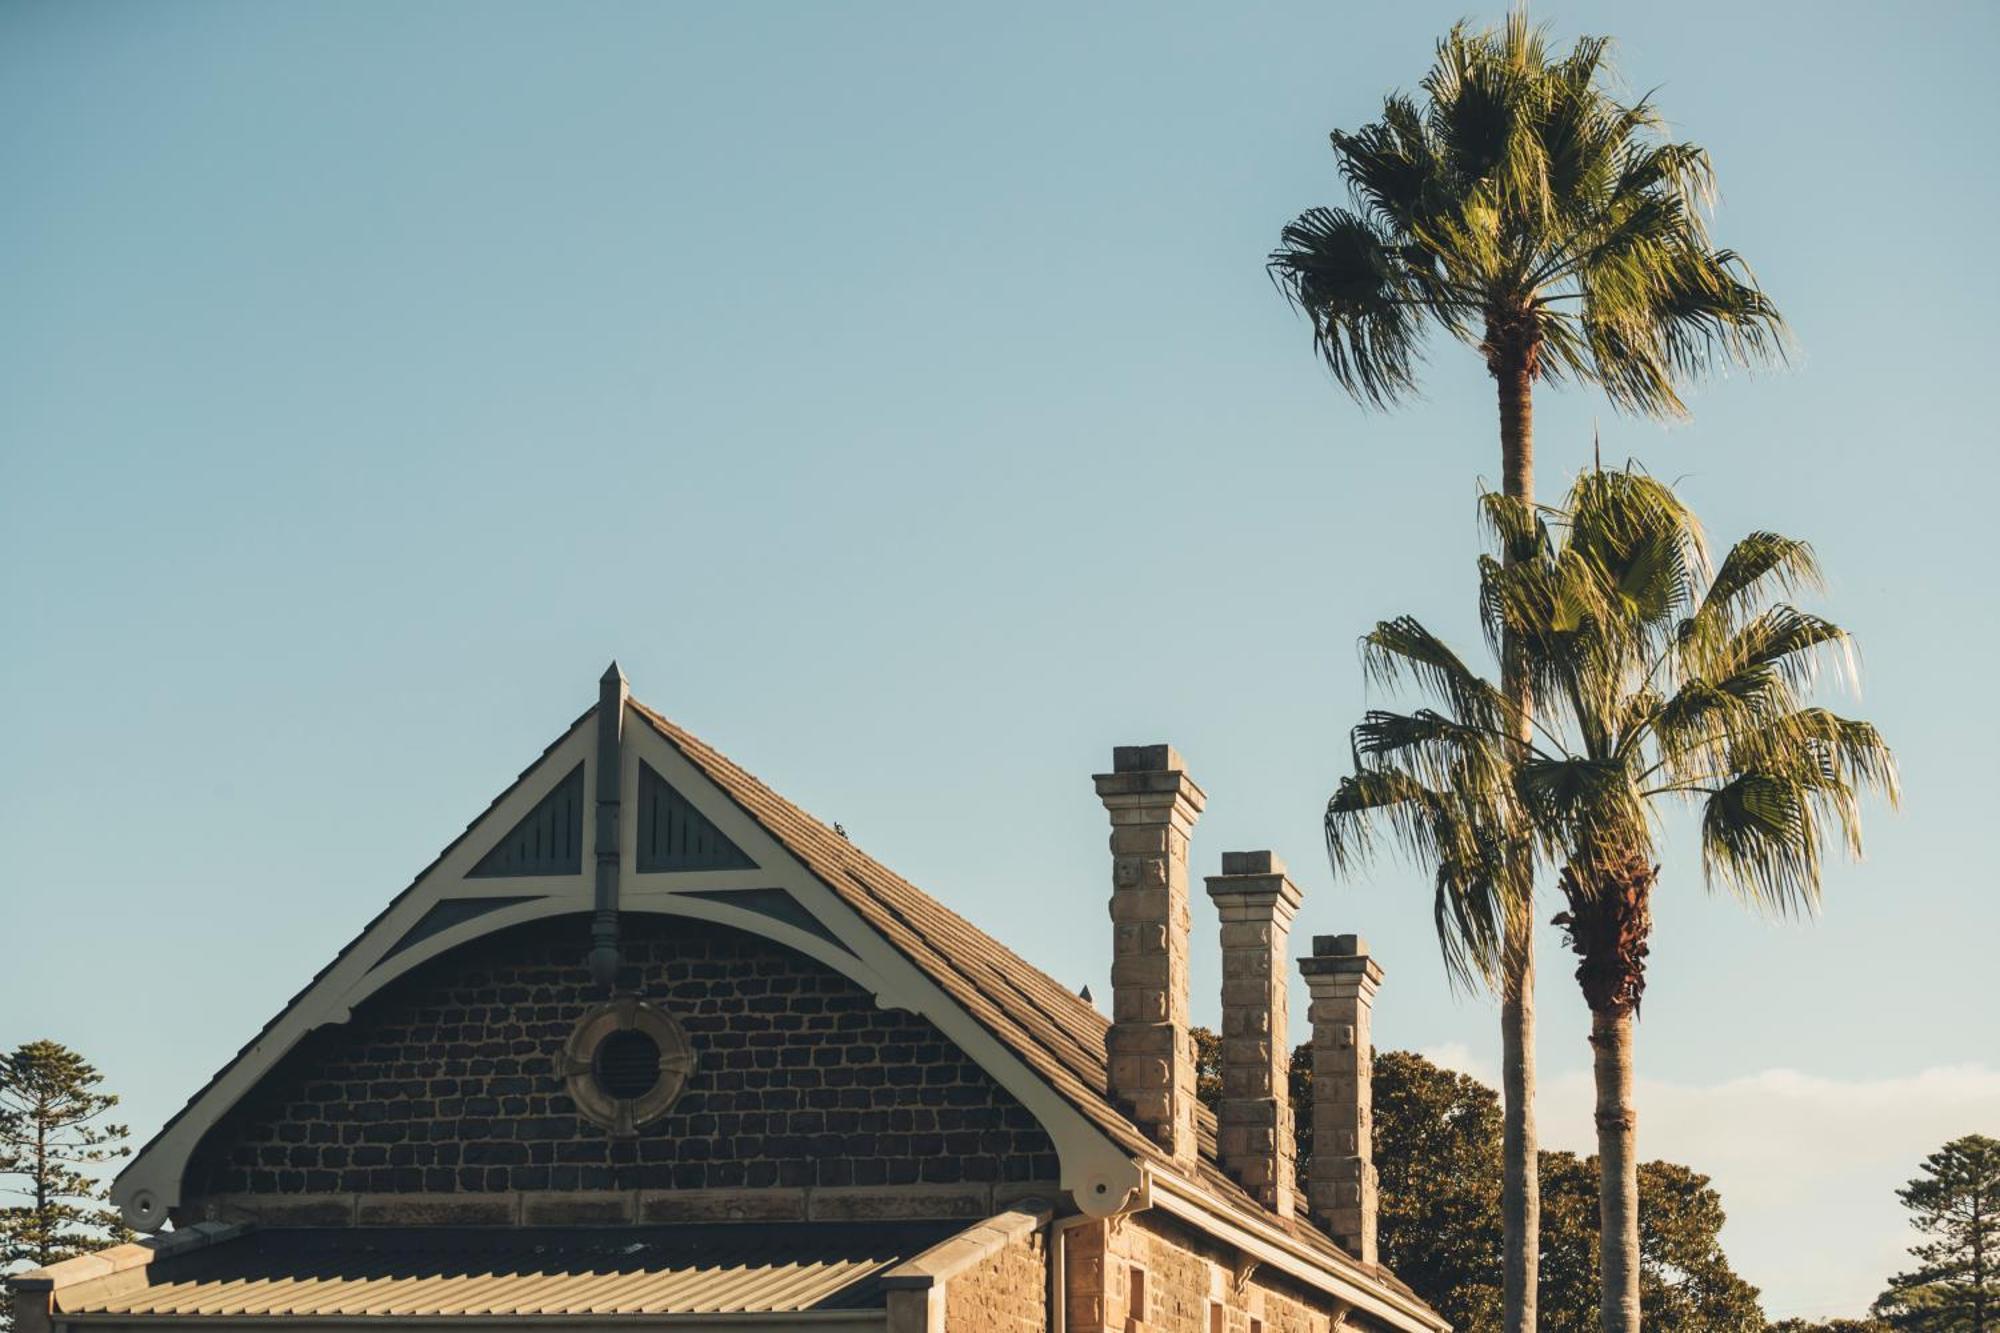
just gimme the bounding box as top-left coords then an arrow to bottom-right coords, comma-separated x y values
1873,1134 -> 2000,1331
1769,1320 -> 1892,1332
1371,1050 -> 1505,1330
1,1040 -> 132,1302
1270,22 -> 1786,1325
1324,469 -> 1895,1332
1539,1152 -> 1763,1332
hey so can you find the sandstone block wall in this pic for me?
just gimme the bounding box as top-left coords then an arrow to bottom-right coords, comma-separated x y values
1066,1212 -> 1367,1333
943,1223 -> 1048,1332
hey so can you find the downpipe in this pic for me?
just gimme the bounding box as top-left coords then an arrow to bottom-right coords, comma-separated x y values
1050,1170 -> 1151,1333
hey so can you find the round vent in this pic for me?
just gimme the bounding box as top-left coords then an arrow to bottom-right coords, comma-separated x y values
592,1028 -> 663,1100
558,998 -> 695,1135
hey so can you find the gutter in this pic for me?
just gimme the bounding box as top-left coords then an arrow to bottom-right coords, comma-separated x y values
1140,1169 -> 1450,1333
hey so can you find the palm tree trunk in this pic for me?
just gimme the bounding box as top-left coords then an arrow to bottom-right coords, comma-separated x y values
1495,346 -> 1538,1333
1556,851 -> 1655,1333
1592,1005 -> 1641,1333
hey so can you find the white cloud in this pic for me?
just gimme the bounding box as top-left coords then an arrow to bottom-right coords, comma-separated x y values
1413,1047 -> 2000,1321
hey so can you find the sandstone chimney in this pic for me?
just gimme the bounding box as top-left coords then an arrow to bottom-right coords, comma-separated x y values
1203,850 -> 1301,1217
1299,933 -> 1384,1264
1093,744 -> 1204,1166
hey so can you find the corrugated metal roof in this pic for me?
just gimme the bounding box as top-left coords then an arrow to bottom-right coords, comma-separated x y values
57,1226 -> 954,1319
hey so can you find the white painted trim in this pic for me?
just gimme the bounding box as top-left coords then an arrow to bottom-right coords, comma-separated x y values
626,869 -> 772,892
878,1202 -> 1053,1290
432,750 -> 594,889
617,734 -> 771,885
622,719 -> 1142,1216
110,702 -> 1141,1232
1140,1170 -> 1447,1333
109,716 -> 598,1232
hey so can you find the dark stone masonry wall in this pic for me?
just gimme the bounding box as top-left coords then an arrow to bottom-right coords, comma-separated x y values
185,913 -> 1060,1198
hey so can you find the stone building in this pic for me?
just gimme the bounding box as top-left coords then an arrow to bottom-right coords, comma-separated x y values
10,668 -> 1447,1333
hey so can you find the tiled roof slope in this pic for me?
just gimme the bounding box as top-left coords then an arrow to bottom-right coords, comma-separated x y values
632,701 -> 1149,1159
632,702 -> 1419,1299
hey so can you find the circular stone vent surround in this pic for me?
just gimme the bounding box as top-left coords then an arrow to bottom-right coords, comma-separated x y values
558,997 -> 696,1135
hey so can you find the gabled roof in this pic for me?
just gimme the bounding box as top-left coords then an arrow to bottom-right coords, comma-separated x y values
106,685 -> 1438,1328
630,702 -> 1427,1306
631,701 -> 1150,1160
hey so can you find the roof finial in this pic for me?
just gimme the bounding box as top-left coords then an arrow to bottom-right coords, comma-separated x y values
601,659 -> 626,687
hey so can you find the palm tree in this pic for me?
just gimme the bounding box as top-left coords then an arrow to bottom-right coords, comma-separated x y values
1269,20 -> 1786,1325
1326,468 -> 1897,1333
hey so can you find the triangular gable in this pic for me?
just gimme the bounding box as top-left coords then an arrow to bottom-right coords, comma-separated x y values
110,682 -> 1146,1236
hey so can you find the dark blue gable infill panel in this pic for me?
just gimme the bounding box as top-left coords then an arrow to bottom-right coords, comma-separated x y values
637,762 -> 757,871
377,896 -> 536,964
680,887 -> 845,949
469,764 -> 585,877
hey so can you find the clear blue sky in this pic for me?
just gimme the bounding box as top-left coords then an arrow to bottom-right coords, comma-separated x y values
4,1 -> 1994,1319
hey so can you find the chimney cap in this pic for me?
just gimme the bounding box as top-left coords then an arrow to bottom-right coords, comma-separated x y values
1110,743 -> 1184,774
1300,934 -> 1385,985
1220,850 -> 1286,876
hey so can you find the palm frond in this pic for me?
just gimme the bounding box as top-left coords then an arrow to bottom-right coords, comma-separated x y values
1353,707 -> 1517,799
1699,770 -> 1828,916
1361,616 -> 1509,733
1334,93 -> 1440,235
1268,207 -> 1429,409
1690,532 -> 1822,636
1476,491 -> 1551,564
1280,14 -> 1787,420
1325,463 -> 1893,1007
1326,766 -> 1524,990
1722,708 -> 1901,808
1705,605 -> 1857,699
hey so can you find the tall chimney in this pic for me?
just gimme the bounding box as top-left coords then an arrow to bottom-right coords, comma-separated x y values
1299,933 -> 1384,1264
1203,851 -> 1301,1218
1094,744 -> 1205,1166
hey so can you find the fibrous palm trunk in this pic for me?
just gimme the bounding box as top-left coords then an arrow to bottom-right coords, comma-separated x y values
1494,337 -> 1538,1333
1556,852 -> 1656,1333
